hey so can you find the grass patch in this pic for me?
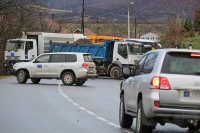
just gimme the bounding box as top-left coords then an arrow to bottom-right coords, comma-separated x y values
0,75 -> 12,79
184,32 -> 200,49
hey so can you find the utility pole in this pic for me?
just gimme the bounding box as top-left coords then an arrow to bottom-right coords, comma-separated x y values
128,2 -> 134,38
81,0 -> 85,34
96,17 -> 99,35
134,18 -> 137,38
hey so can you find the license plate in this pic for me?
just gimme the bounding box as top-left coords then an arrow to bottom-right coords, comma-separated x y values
89,68 -> 93,71
183,91 -> 200,98
191,91 -> 200,98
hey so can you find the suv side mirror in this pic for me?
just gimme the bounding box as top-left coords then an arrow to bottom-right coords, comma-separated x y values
123,67 -> 131,78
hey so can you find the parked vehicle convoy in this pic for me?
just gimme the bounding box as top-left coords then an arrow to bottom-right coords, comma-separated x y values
3,32 -> 85,72
13,52 -> 96,86
49,40 -> 145,78
120,49 -> 200,133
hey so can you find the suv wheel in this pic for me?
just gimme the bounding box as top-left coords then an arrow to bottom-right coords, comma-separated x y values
119,95 -> 133,128
136,101 -> 153,133
62,72 -> 75,86
110,66 -> 122,79
17,70 -> 28,84
31,78 -> 41,84
75,79 -> 86,86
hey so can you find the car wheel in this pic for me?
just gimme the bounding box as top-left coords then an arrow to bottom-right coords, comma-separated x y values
75,79 -> 86,86
136,101 -> 153,133
188,125 -> 200,131
110,66 -> 122,79
31,78 -> 41,84
119,94 -> 133,128
17,70 -> 28,84
62,72 -> 75,86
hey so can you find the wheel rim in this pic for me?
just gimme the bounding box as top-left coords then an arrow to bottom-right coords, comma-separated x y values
64,74 -> 73,84
119,99 -> 123,123
18,72 -> 24,82
113,69 -> 120,77
137,107 -> 141,132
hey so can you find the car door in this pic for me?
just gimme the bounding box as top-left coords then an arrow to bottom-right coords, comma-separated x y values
31,54 -> 50,78
48,54 -> 66,78
127,55 -> 147,112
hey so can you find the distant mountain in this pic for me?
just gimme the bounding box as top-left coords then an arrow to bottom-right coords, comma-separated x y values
48,0 -> 199,22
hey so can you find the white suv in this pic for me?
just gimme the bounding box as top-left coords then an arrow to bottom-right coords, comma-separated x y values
13,52 -> 97,86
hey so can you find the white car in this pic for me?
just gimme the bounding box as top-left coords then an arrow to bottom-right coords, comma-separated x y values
13,52 -> 97,86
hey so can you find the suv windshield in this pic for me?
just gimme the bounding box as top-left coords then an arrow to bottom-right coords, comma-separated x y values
161,52 -> 200,75
128,44 -> 143,55
6,41 -> 25,51
83,54 -> 92,62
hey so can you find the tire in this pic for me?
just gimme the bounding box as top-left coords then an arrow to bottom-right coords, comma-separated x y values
75,79 -> 86,86
136,101 -> 153,133
110,66 -> 122,79
31,78 -> 41,84
188,125 -> 200,131
62,72 -> 75,86
119,95 -> 133,128
17,70 -> 28,84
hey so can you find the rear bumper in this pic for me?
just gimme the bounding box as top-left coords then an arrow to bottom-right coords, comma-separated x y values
153,108 -> 200,120
87,73 -> 98,78
143,91 -> 200,120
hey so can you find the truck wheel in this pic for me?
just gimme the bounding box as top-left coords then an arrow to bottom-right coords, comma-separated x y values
75,79 -> 86,86
31,78 -> 41,84
119,95 -> 133,128
17,70 -> 28,84
110,66 -> 122,79
136,101 -> 153,133
62,72 -> 75,86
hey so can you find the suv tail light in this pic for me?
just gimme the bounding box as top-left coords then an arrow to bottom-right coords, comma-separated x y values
150,76 -> 171,90
82,63 -> 88,68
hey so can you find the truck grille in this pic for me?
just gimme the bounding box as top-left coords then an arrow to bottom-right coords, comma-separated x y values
6,56 -> 20,60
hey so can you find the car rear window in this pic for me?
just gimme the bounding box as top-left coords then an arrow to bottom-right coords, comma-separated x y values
161,52 -> 200,75
83,54 -> 92,62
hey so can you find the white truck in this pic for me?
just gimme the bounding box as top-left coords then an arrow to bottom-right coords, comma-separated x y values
3,32 -> 85,72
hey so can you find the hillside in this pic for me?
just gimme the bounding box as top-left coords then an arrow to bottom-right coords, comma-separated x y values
48,0 -> 199,22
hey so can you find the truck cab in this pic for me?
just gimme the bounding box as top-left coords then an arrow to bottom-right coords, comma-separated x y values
3,39 -> 37,72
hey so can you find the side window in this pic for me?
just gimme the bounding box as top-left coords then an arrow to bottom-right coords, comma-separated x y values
118,44 -> 127,58
65,54 -> 77,62
35,55 -> 50,63
141,53 -> 158,74
25,41 -> 33,55
134,55 -> 147,76
51,54 -> 65,63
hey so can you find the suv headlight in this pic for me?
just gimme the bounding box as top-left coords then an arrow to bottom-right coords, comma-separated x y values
13,65 -> 16,69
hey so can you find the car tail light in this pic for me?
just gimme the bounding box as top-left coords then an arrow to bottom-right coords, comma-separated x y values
154,101 -> 160,108
150,76 -> 171,90
82,63 -> 88,68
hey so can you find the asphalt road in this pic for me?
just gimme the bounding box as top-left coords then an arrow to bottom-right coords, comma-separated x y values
0,77 -> 199,133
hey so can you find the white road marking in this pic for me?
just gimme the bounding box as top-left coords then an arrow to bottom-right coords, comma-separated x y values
107,122 -> 121,128
96,116 -> 108,122
79,107 -> 87,111
86,111 -> 96,116
58,81 -> 125,130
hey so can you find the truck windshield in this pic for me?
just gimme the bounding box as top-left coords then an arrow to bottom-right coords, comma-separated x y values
6,41 -> 25,51
128,44 -> 143,55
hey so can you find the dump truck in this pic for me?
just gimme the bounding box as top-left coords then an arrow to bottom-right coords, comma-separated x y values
49,40 -> 144,78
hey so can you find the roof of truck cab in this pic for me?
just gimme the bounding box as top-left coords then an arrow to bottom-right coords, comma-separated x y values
124,38 -> 155,42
